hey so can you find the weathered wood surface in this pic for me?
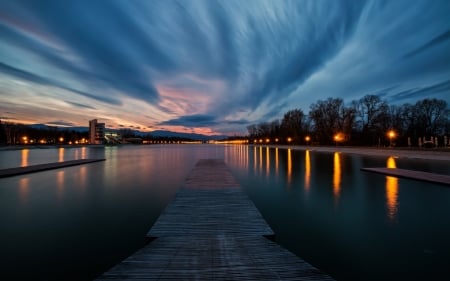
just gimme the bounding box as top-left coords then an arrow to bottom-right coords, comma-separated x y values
96,235 -> 334,281
0,159 -> 105,178
361,167 -> 450,186
148,189 -> 274,238
184,158 -> 241,189
97,159 -> 335,280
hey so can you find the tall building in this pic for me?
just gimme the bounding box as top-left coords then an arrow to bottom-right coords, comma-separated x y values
89,119 -> 105,144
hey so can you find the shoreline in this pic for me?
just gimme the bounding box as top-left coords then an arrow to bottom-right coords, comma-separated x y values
1,143 -> 450,162
251,144 -> 450,162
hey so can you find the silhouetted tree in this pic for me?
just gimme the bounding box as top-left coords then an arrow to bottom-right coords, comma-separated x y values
414,98 -> 448,136
309,98 -> 345,144
280,109 -> 305,142
356,95 -> 390,145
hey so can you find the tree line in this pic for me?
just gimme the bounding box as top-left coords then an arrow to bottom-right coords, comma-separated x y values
246,95 -> 450,147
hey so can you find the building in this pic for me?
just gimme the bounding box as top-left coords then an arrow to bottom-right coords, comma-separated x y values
89,119 -> 105,144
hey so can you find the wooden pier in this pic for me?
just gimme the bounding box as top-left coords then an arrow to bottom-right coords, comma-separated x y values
361,167 -> 450,186
96,159 -> 334,280
0,159 -> 105,178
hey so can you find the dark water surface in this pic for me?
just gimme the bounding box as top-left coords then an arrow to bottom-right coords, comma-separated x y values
1,145 -> 449,280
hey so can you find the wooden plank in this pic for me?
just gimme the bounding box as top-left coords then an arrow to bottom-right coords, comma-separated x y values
96,235 -> 335,281
0,159 -> 105,178
147,189 -> 274,238
97,159 -> 335,280
361,167 -> 450,186
184,159 -> 241,189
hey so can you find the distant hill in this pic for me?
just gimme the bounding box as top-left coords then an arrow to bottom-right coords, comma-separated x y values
28,124 -> 228,140
149,130 -> 227,141
30,124 -> 88,132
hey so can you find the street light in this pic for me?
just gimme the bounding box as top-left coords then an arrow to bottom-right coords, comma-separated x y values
305,136 -> 310,145
334,133 -> 343,146
287,137 -> 292,144
59,137 -> 64,144
387,130 -> 396,147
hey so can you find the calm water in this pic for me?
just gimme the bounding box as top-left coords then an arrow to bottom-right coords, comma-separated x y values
1,145 -> 449,280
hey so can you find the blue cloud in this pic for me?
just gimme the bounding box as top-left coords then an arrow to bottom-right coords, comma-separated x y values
65,101 -> 96,110
0,62 -> 122,105
390,79 -> 450,101
402,29 -> 450,59
0,0 -> 449,134
159,114 -> 218,127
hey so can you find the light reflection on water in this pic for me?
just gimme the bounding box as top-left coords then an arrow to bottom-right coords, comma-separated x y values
58,147 -> 64,162
229,145 -> 450,281
18,177 -> 29,203
304,150 -> 311,191
21,149 -> 29,167
333,152 -> 341,200
287,148 -> 292,183
386,156 -> 399,221
1,145 -> 450,281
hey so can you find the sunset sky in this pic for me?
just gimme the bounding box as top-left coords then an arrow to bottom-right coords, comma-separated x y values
1,0 -> 449,135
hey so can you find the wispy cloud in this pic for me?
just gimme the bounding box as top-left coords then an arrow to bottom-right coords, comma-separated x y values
0,0 -> 449,134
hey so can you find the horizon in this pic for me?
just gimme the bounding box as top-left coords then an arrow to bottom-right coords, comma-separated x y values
1,0 -> 450,135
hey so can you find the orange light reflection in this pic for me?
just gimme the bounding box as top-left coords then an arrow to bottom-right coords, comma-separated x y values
56,170 -> 65,200
253,146 -> 257,172
333,152 -> 341,199
305,150 -> 311,191
287,148 -> 292,183
19,177 -> 30,203
58,148 -> 64,162
386,156 -> 399,221
275,148 -> 279,176
21,149 -> 29,167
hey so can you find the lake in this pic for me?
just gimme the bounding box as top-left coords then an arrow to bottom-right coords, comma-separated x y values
1,144 -> 449,280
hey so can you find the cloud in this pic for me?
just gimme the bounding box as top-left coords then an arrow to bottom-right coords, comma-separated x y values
45,120 -> 75,127
0,62 -> 122,105
64,101 -> 96,110
0,0 -> 449,134
390,79 -> 450,101
159,114 -> 218,127
402,29 -> 450,59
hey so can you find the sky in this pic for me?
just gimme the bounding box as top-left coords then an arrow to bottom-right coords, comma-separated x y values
0,0 -> 449,135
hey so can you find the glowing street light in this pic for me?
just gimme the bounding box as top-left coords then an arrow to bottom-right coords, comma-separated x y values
59,137 -> 64,143
22,136 -> 28,144
287,137 -> 292,144
387,130 -> 396,147
305,136 -> 311,145
334,133 -> 343,146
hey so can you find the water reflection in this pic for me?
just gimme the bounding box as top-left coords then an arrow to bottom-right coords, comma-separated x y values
287,148 -> 292,183
275,148 -> 279,176
79,166 -> 87,191
253,146 -> 257,172
81,147 -> 87,159
259,146 -> 263,172
21,149 -> 29,167
305,150 -> 311,191
386,156 -> 399,221
56,171 -> 65,202
225,145 -> 248,171
58,148 -> 64,162
333,152 -> 341,199
19,177 -> 29,203
266,147 -> 270,175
